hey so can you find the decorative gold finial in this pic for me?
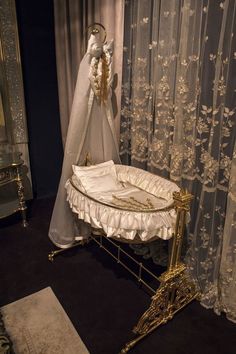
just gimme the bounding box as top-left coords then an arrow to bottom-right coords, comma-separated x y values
91,28 -> 99,34
86,23 -> 107,43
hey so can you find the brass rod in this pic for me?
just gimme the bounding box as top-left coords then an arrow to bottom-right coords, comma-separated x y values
97,235 -> 160,281
118,246 -> 121,263
175,210 -> 186,266
91,236 -> 156,294
138,263 -> 143,282
169,210 -> 181,270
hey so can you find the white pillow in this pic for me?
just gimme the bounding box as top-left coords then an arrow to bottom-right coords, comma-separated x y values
73,160 -> 114,172
72,160 -> 117,180
79,173 -> 123,194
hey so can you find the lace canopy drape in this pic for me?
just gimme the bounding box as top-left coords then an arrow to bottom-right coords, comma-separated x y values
120,0 -> 236,322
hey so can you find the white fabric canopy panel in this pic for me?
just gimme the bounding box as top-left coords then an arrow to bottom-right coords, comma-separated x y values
49,33 -> 120,248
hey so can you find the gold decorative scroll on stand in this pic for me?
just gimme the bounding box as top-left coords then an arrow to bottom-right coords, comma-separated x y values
120,189 -> 200,353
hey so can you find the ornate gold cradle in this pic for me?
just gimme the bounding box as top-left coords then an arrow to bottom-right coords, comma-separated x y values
48,168 -> 199,353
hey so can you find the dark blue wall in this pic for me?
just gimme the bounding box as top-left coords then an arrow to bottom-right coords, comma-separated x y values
15,0 -> 63,198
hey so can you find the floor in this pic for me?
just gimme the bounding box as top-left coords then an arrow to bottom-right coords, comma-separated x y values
0,198 -> 236,354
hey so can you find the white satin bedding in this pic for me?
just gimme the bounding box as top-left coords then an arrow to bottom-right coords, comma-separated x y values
65,162 -> 180,243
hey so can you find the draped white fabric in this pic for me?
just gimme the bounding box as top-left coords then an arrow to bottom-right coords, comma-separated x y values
49,34 -> 120,248
53,0 -> 124,146
120,0 -> 236,320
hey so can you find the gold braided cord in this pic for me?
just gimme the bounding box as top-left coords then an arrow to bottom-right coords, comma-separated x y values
100,52 -> 109,102
89,44 -> 110,103
112,195 -> 155,211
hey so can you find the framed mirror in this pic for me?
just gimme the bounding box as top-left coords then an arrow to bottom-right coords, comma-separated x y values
0,28 -> 13,146
0,91 -> 7,143
0,0 -> 32,219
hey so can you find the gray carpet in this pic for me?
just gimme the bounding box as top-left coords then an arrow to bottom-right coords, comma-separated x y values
1,287 -> 89,354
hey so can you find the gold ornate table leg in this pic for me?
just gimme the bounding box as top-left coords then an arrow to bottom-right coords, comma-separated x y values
15,165 -> 28,227
120,190 -> 200,353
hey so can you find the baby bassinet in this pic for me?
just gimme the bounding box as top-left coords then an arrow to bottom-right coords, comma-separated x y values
65,164 -> 180,243
49,162 -> 199,353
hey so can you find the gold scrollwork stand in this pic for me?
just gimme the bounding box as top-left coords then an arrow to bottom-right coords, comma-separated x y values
120,190 -> 199,353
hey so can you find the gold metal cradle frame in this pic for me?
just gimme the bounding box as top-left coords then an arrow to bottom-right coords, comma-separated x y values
48,189 -> 200,353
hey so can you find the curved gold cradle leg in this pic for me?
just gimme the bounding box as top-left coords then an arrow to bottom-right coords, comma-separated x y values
48,239 -> 90,262
120,266 -> 199,353
120,333 -> 147,354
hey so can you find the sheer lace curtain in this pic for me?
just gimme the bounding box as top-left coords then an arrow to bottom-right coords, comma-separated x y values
121,0 -> 236,321
218,142 -> 236,323
54,0 -> 124,146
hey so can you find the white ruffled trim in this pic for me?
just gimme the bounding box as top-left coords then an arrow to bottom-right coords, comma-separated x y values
115,164 -> 179,204
65,165 -> 180,242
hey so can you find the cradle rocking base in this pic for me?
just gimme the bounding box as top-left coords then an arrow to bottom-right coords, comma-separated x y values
120,263 -> 199,353
48,238 -> 90,262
